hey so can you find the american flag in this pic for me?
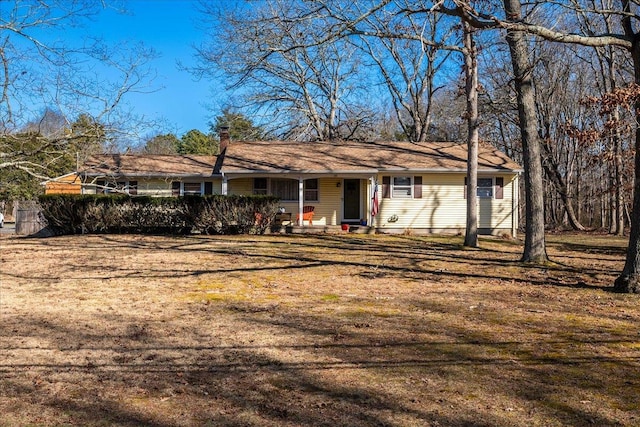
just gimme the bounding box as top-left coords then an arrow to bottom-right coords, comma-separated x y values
372,183 -> 379,217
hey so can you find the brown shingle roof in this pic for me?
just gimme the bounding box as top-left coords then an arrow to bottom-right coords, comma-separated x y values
81,154 -> 217,178
221,141 -> 522,173
79,142 -> 521,178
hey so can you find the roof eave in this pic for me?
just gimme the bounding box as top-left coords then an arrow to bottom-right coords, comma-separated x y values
81,172 -> 217,178
222,167 -> 522,174
221,169 -> 379,175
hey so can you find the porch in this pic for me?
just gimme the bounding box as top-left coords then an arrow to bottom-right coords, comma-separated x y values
224,174 -> 378,228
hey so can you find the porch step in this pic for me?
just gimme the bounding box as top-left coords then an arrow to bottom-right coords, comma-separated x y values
273,225 -> 375,234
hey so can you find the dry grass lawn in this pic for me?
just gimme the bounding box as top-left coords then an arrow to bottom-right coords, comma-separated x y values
0,232 -> 638,426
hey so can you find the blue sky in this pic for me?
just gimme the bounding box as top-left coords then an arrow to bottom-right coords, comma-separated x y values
87,0 -> 217,136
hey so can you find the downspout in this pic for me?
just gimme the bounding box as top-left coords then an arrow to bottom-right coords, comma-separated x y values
217,126 -> 230,196
221,173 -> 228,195
298,178 -> 304,226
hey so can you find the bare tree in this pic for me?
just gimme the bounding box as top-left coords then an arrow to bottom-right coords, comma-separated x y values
429,88 -> 467,142
497,0 -> 549,262
580,0 -> 630,236
532,43 -> 590,231
350,5 -> 456,142
1,0 -> 158,180
141,133 -> 180,155
289,1 -> 487,246
463,18 -> 480,247
476,30 -> 632,232
439,0 -> 640,290
195,0 -> 378,141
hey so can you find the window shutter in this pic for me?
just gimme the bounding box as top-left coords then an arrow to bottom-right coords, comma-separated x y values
382,176 -> 391,198
382,176 -> 391,199
414,176 -> 422,198
171,181 -> 180,197
464,177 -> 467,199
495,177 -> 504,199
204,182 -> 213,195
128,181 -> 138,195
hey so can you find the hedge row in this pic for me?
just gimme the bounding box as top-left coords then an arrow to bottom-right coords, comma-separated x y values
37,194 -> 281,235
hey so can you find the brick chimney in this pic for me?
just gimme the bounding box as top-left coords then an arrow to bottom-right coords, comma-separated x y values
219,126 -> 230,154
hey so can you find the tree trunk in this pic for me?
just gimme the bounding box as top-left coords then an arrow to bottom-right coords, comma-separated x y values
614,97 -> 640,291
605,20 -> 625,236
503,0 -> 549,263
615,3 -> 640,292
541,144 -> 586,231
614,127 -> 640,292
609,168 -> 617,234
613,116 -> 625,236
576,151 -> 582,224
463,20 -> 479,248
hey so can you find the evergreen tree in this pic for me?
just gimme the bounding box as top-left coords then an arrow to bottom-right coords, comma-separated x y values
211,109 -> 265,141
178,129 -> 217,155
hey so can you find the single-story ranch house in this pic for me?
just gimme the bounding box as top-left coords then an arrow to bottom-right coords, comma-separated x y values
44,133 -> 523,236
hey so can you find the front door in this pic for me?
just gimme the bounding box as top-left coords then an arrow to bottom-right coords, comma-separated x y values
343,179 -> 360,221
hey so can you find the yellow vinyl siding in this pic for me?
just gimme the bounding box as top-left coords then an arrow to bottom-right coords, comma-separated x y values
375,174 -> 465,230
228,177 -> 253,195
313,178 -> 341,226
228,177 -> 343,226
478,175 -> 514,229
275,179 -> 339,226
136,179 -> 175,197
211,179 -> 222,194
374,173 -> 515,232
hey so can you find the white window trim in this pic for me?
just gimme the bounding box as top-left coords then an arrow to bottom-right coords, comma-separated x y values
477,177 -> 494,199
303,178 -> 319,202
391,176 -> 413,199
182,182 -> 204,196
253,178 -> 268,195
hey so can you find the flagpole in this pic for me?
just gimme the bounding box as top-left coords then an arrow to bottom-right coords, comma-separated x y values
371,176 -> 379,227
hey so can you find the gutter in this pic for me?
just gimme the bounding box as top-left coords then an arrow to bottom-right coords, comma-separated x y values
221,168 -> 524,175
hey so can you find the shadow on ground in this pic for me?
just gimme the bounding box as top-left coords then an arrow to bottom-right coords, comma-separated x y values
0,233 -> 636,426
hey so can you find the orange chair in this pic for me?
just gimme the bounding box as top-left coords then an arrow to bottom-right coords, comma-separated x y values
296,206 -> 315,226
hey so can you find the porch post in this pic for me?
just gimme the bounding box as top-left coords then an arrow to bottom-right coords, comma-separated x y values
222,175 -> 228,195
298,178 -> 304,226
369,176 -> 375,226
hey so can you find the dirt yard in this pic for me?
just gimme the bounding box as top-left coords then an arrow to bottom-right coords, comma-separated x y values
0,232 -> 638,426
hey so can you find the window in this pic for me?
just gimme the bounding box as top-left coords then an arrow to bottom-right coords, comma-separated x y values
183,182 -> 202,196
204,182 -> 213,195
253,178 -> 267,195
464,177 -> 504,199
128,181 -> 138,195
392,176 -> 412,198
96,179 -> 106,194
477,178 -> 494,198
96,180 -> 130,194
272,179 -> 298,201
253,178 -> 319,201
304,179 -> 319,202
